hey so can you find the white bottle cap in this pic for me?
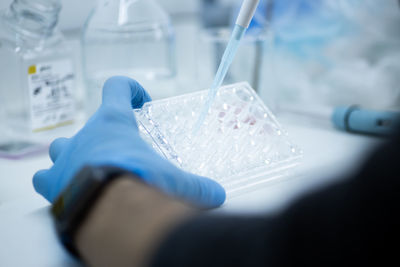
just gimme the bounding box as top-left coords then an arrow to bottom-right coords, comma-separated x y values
235,0 -> 260,28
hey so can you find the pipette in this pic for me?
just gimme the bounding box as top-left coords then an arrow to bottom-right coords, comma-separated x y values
280,104 -> 400,136
193,0 -> 260,134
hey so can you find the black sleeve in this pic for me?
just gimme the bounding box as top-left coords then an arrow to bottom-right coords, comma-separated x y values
150,134 -> 400,267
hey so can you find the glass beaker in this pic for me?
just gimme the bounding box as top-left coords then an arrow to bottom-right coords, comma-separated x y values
196,26 -> 273,103
82,0 -> 177,116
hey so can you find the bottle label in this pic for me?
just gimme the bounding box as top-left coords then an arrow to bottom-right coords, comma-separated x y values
27,59 -> 76,132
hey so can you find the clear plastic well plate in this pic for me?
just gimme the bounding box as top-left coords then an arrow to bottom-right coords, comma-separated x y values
134,82 -> 302,196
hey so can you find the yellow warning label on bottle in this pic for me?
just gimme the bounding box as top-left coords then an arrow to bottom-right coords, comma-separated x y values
28,65 -> 37,75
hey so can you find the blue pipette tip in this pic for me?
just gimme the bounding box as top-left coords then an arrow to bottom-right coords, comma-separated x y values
192,0 -> 260,135
192,25 -> 247,135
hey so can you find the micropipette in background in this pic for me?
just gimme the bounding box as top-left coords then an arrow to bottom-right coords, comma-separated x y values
193,0 -> 260,134
332,106 -> 400,136
279,104 -> 400,137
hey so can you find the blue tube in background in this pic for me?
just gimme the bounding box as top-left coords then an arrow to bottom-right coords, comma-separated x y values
332,106 -> 400,136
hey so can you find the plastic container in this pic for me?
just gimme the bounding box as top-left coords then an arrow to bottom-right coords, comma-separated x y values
0,0 -> 77,158
134,82 -> 302,196
82,0 -> 177,116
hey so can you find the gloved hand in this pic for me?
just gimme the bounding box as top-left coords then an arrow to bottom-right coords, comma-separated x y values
33,76 -> 226,208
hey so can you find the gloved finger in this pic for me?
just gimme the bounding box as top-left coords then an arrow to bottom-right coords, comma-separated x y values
102,76 -> 152,111
49,137 -> 70,163
32,169 -> 52,202
173,172 -> 226,208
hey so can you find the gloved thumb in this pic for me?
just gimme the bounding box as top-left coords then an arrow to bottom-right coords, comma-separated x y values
102,76 -> 152,111
49,137 -> 70,163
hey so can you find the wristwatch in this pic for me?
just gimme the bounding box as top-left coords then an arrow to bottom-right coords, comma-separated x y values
51,165 -> 135,259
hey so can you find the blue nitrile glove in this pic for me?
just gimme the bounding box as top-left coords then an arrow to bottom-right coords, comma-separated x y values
33,76 -> 226,208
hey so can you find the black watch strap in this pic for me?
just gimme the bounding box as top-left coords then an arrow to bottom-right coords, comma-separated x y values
51,165 -> 134,259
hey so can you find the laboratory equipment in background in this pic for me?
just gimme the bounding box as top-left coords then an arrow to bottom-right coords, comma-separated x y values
0,0 -> 77,158
262,0 -> 400,115
134,82 -> 302,196
283,104 -> 400,137
196,0 -> 273,104
82,0 -> 177,116
196,28 -> 271,94
200,0 -> 234,28
332,106 -> 400,136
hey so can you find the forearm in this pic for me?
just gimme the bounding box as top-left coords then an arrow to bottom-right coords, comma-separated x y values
74,137 -> 399,267
73,174 -> 371,267
75,177 -> 196,267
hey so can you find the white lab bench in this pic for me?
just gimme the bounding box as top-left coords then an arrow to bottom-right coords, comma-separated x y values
0,114 -> 382,267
